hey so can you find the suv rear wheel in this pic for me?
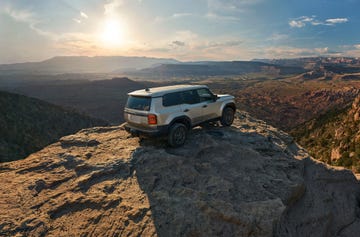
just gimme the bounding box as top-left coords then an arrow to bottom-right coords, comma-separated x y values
168,123 -> 187,147
220,107 -> 234,126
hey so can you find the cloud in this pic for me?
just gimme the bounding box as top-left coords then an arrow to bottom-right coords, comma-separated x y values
289,20 -> 306,28
222,40 -> 243,46
0,8 -> 59,63
3,6 -> 56,38
104,0 -> 124,16
263,46 -> 311,57
73,18 -> 81,24
133,29 -> 247,61
344,45 -> 360,58
208,0 -> 263,12
154,13 -> 194,23
205,12 -> 240,21
3,6 -> 37,25
174,30 -> 199,41
314,47 -> 329,54
289,16 -> 315,28
206,0 -> 262,22
73,11 -> 88,24
342,44 -> 360,57
206,40 -> 243,48
155,11 -> 240,24
172,13 -> 192,18
267,33 -> 289,41
171,41 -> 186,47
260,46 -> 342,58
325,18 -> 348,24
80,11 -> 88,19
55,32 -> 106,56
289,16 -> 349,28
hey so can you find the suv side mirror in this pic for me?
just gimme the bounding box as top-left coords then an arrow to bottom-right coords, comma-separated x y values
213,95 -> 219,101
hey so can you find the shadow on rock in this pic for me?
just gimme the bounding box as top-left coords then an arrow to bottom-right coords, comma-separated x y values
132,125 -> 306,236
132,117 -> 360,236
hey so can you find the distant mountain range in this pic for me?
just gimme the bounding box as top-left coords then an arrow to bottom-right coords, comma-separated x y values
0,56 -> 179,74
2,56 -> 360,76
3,55 -> 360,80
0,56 -> 310,77
253,57 -> 360,69
0,91 -> 107,162
127,61 -> 306,78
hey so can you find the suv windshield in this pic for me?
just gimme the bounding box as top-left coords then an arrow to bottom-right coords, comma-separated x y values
126,96 -> 151,111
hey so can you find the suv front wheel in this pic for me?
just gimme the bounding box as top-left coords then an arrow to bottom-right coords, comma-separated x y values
220,107 -> 235,126
168,123 -> 187,147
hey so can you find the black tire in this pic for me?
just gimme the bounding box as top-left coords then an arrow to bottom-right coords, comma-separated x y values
168,123 -> 187,147
220,107 -> 234,126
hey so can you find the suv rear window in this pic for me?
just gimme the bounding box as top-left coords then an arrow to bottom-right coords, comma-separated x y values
126,96 -> 151,111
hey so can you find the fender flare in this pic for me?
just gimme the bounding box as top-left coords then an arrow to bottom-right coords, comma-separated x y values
221,102 -> 236,113
169,115 -> 192,130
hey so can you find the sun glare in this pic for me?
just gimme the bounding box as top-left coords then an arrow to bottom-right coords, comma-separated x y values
100,18 -> 127,48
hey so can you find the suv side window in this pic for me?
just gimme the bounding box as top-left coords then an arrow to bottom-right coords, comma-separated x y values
181,90 -> 200,104
197,88 -> 214,102
163,92 -> 182,107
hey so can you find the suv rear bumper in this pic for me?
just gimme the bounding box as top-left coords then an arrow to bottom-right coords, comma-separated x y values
124,122 -> 169,137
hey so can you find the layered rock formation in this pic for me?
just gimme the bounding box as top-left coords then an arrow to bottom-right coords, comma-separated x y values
0,112 -> 359,236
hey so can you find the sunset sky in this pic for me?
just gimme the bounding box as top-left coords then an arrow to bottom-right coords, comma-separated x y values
1,0 -> 360,63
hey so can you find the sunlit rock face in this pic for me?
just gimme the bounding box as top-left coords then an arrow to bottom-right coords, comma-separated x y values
0,112 -> 359,237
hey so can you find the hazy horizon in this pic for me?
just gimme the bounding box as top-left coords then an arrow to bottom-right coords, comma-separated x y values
3,54 -> 360,66
1,0 -> 360,64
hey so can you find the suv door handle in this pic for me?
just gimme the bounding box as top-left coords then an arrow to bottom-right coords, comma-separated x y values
184,109 -> 189,112
202,105 -> 207,108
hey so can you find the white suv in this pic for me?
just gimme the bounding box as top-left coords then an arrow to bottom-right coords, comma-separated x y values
124,85 -> 236,147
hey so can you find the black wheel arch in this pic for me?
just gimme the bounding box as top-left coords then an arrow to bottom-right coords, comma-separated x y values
224,102 -> 236,112
169,116 -> 192,130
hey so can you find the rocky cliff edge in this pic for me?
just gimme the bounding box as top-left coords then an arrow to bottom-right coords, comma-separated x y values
0,112 -> 360,237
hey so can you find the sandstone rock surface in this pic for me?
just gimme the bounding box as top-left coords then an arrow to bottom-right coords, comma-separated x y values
0,112 -> 359,237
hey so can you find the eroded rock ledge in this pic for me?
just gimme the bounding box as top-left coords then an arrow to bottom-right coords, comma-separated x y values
0,112 -> 359,237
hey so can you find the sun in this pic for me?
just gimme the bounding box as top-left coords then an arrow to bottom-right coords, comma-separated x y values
100,18 -> 127,48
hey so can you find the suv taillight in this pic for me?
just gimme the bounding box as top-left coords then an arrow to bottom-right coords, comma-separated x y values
148,114 -> 157,125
